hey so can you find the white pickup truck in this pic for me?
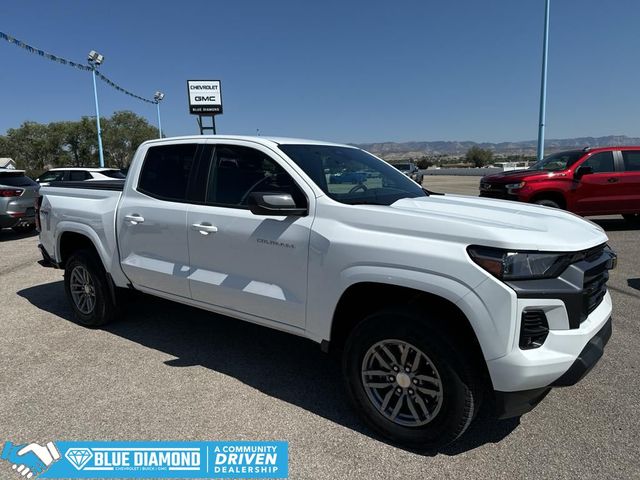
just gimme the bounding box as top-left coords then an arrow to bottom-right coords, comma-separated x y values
37,136 -> 615,448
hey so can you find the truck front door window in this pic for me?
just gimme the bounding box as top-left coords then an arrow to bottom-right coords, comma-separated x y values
205,145 -> 305,208
581,152 -> 615,173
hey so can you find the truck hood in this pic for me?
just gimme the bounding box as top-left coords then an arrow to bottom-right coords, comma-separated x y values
481,169 -> 564,183
371,194 -> 608,252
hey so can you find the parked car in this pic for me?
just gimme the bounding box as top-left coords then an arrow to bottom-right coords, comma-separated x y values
393,162 -> 424,185
0,169 -> 39,233
38,136 -> 615,449
36,167 -> 126,186
479,147 -> 640,223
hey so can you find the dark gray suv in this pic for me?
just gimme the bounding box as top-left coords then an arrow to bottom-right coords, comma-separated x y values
0,170 -> 40,233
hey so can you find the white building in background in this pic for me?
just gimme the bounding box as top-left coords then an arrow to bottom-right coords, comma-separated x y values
492,161 -> 529,171
0,158 -> 16,169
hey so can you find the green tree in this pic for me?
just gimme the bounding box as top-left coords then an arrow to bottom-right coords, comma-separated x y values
416,156 -> 434,169
0,135 -> 10,158
102,111 -> 157,168
0,111 -> 158,174
5,122 -> 55,173
61,118 -> 98,167
465,146 -> 494,168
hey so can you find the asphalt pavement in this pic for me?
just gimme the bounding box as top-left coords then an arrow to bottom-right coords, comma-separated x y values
1,177 -> 639,479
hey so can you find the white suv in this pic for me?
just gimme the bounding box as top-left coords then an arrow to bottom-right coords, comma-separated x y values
36,167 -> 125,186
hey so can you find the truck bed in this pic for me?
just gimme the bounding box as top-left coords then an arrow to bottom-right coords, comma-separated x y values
38,181 -> 125,284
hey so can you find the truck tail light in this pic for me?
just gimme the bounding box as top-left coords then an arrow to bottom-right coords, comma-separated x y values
0,188 -> 23,197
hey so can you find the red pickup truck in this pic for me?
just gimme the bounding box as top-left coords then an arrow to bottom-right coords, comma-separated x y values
480,147 -> 640,223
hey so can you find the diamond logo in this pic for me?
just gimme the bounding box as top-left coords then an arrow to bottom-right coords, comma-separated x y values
65,448 -> 93,470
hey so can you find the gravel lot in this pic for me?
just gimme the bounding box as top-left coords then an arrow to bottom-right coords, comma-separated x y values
1,177 -> 639,479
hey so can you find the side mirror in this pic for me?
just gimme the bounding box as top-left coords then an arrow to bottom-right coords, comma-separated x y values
248,192 -> 307,216
575,165 -> 593,179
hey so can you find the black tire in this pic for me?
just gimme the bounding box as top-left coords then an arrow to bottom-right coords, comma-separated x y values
342,307 -> 481,450
534,198 -> 561,209
623,213 -> 640,225
12,224 -> 36,233
64,249 -> 118,327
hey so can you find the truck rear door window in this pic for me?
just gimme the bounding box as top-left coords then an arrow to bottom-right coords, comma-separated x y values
622,151 -> 640,171
138,144 -> 198,201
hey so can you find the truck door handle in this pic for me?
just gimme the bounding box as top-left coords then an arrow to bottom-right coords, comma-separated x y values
607,177 -> 619,183
192,223 -> 218,235
124,214 -> 145,225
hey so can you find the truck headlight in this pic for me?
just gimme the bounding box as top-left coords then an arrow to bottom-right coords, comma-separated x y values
467,246 -> 571,280
505,182 -> 525,191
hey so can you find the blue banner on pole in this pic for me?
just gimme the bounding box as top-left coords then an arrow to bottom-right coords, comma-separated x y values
0,441 -> 288,479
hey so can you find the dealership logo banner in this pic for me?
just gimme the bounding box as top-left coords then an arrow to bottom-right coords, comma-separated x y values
1,441 -> 287,479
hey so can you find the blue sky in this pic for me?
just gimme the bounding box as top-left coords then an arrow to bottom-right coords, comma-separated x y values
1,0 -> 638,143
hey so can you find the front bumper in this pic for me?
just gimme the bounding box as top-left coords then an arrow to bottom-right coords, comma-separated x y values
550,315 -> 612,386
487,290 -> 612,392
494,316 -> 612,418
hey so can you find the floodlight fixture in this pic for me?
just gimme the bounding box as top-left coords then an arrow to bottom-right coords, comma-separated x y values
87,50 -> 104,65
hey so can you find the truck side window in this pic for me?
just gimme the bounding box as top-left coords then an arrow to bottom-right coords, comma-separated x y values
205,145 -> 305,208
622,151 -> 640,172
581,151 -> 615,173
138,144 -> 198,201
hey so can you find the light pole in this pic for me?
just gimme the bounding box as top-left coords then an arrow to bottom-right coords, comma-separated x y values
88,50 -> 105,168
537,0 -> 551,161
154,91 -> 164,138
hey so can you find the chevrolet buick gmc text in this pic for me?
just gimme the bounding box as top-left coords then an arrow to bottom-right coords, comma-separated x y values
37,136 -> 616,448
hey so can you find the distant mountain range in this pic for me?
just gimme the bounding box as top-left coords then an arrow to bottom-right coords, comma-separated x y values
353,135 -> 640,159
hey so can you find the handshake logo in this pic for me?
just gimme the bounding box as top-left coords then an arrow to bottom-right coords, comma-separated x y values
1,442 -> 61,479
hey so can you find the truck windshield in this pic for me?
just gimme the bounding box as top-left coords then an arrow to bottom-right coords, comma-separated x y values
394,163 -> 411,171
278,144 -> 427,205
528,151 -> 584,171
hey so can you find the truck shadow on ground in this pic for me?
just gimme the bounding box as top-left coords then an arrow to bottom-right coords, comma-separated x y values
591,218 -> 639,232
0,229 -> 37,242
18,281 -> 520,455
628,279 -> 640,292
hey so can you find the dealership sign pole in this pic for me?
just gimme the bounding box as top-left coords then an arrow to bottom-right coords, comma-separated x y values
537,0 -> 550,161
187,80 -> 223,135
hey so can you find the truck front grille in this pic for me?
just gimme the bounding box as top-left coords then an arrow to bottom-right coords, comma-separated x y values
582,258 -> 609,318
479,183 -> 517,200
